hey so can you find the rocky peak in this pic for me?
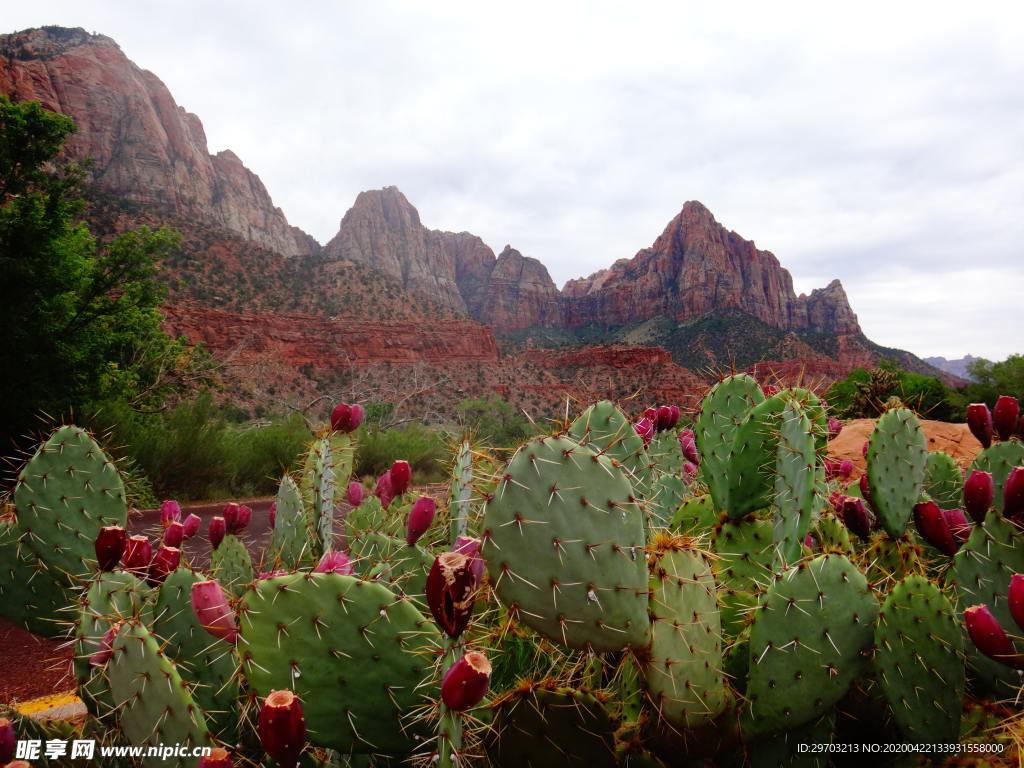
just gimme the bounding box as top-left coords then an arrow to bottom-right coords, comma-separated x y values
467,246 -> 564,330
0,26 -> 316,256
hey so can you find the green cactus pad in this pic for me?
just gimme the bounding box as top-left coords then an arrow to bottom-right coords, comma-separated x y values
773,402 -> 817,564
349,531 -> 433,599
209,534 -> 253,598
694,375 -> 765,513
482,435 -> 650,651
0,518 -> 68,635
671,494 -> 718,535
647,429 -> 684,478
268,474 -> 311,569
866,408 -> 928,537
13,425 -> 127,594
449,440 -> 475,540
859,533 -> 924,593
812,513 -> 853,556
947,512 -> 1024,697
309,436 -> 336,556
239,572 -> 439,755
645,538 -> 727,728
725,389 -> 821,519
924,452 -> 965,510
969,440 -> 1024,514
152,567 -> 239,739
648,474 -> 688,529
73,570 -> 153,717
486,685 -> 619,768
301,431 -> 354,508
873,575 -> 964,743
712,516 -> 775,637
345,495 -> 396,540
107,621 -> 211,767
568,400 -> 650,493
744,554 -> 878,736
748,710 -> 835,768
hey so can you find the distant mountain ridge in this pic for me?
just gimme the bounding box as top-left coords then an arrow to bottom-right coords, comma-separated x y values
924,355 -> 981,381
0,25 -> 961,411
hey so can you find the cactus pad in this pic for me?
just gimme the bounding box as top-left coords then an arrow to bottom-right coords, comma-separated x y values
482,435 -> 650,651
568,400 -> 650,493
873,575 -> 964,743
969,440 -> 1024,514
671,495 -> 718,536
744,554 -> 878,736
712,516 -> 775,637
644,537 -> 727,728
773,401 -> 816,563
866,408 -> 928,537
924,452 -> 964,510
694,375 -> 765,512
349,531 -> 433,599
268,474 -> 310,568
238,572 -> 439,755
209,533 -> 253,598
107,621 -> 211,767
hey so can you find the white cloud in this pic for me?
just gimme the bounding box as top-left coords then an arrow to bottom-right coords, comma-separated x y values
7,0 -> 1024,359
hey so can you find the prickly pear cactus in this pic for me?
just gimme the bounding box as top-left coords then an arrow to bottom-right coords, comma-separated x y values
209,534 -> 253,598
773,401 -> 817,564
969,440 -> 1024,514
924,452 -> 964,510
873,575 -> 964,743
866,408 -> 928,537
648,474 -> 688,529
239,572 -> 439,755
11,425 -> 128,621
812,513 -> 853,556
743,554 -> 878,737
268,474 -> 310,568
107,621 -> 212,767
486,684 -> 619,768
300,430 -> 354,508
482,435 -> 651,651
346,495 -> 393,540
644,536 -> 727,728
449,439 -> 475,539
569,400 -> 650,493
349,531 -> 433,598
0,517 -> 67,635
725,390 -> 821,519
671,494 -> 718,535
152,567 -> 239,739
694,375 -> 765,513
947,512 -> 1024,697
310,436 -> 336,556
712,516 -> 775,637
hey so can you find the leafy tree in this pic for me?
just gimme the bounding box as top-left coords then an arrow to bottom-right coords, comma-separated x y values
953,355 -> 1024,415
456,397 -> 535,446
0,95 -> 207,451
826,361 -> 955,420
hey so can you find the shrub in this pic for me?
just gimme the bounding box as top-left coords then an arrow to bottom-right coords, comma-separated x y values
354,422 -> 449,484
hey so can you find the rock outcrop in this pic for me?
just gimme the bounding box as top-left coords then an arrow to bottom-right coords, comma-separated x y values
0,26 -> 316,256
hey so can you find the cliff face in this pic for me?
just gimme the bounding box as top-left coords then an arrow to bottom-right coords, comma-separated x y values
0,26 -> 316,256
323,189 -> 861,338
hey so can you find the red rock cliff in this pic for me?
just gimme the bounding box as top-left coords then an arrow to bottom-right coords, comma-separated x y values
0,26 -> 316,257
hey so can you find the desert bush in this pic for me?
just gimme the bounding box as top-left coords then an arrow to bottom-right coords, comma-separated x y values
354,422 -> 449,484
826,362 -> 955,420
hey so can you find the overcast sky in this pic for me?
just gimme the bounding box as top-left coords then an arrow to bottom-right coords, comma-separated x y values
8,2 -> 1023,360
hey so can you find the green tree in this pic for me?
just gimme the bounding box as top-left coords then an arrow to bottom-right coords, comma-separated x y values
0,95 -> 205,451
456,397 -> 535,446
955,355 -> 1024,413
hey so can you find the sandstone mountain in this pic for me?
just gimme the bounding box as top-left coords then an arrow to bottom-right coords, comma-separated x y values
0,25 -> 958,416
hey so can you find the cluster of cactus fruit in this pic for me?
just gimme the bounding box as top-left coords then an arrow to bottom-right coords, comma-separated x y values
2,388 -> 1024,766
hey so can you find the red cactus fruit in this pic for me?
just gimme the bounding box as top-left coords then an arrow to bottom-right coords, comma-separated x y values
347,482 -> 364,507
258,690 -> 306,768
95,525 -> 127,572
90,622 -> 121,667
967,403 -> 994,448
268,502 -> 277,529
840,497 -> 872,542
258,569 -> 288,580
668,404 -> 681,428
763,384 -> 779,397
222,503 -> 241,532
348,403 -> 365,431
1004,467 -> 1024,520
963,470 -> 994,523
441,651 -> 492,711
0,717 -> 14,764
121,535 -> 152,575
964,604 -> 1023,668
453,536 -> 485,584
405,496 -> 436,546
861,440 -> 869,459
191,580 -> 238,644
678,429 -> 699,464
199,747 -> 234,768
859,474 -> 874,511
827,417 -> 843,440
208,516 -> 227,550
374,472 -> 395,509
1008,573 -> 1024,633
993,396 -> 1021,442
942,508 -> 972,545
314,550 -> 354,575
426,552 -> 479,639
634,417 -> 654,446
330,402 -> 352,432
148,545 -> 181,585
163,521 -> 185,548
682,461 -> 699,483
183,513 -> 201,539
160,500 -> 182,527
913,500 -> 958,556
643,407 -> 658,422
656,405 -> 673,432
389,460 -> 412,496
